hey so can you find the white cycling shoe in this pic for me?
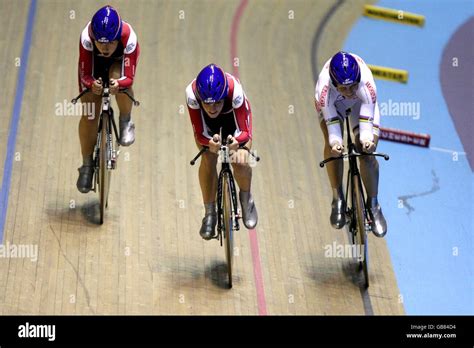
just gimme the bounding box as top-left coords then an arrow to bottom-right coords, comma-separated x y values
119,120 -> 135,146
367,198 -> 387,237
239,191 -> 258,229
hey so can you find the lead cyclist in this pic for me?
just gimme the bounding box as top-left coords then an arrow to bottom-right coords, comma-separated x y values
76,5 -> 140,193
314,51 -> 387,237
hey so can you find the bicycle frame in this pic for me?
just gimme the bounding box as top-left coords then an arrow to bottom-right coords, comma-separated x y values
320,117 -> 390,228
71,73 -> 140,223
72,80 -> 140,185
190,131 -> 260,288
320,114 -> 389,287
215,138 -> 240,245
344,118 -> 370,231
95,86 -> 120,171
189,132 -> 260,244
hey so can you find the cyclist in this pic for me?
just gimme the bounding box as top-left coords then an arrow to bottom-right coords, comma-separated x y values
76,5 -> 140,193
186,64 -> 258,240
314,51 -> 387,237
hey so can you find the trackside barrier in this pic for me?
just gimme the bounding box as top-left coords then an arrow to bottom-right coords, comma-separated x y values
368,64 -> 408,83
363,5 -> 425,27
379,127 -> 431,147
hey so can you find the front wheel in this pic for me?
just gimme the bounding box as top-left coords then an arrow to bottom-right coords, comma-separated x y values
222,173 -> 234,289
99,113 -> 111,225
352,174 -> 369,288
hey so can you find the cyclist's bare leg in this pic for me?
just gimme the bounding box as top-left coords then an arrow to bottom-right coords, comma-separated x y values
110,62 -> 133,114
115,89 -> 133,114
320,120 -> 345,229
78,92 -> 101,162
231,140 -> 258,229
195,138 -> 218,204
195,138 -> 218,239
77,92 -> 101,193
320,120 -> 344,197
110,62 -> 135,146
355,133 -> 387,236
230,140 -> 252,192
355,134 -> 379,198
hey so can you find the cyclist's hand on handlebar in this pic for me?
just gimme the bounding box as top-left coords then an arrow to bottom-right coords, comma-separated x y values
209,134 -> 221,154
227,135 -> 239,152
362,140 -> 376,154
92,78 -> 103,96
330,142 -> 344,156
109,78 -> 119,95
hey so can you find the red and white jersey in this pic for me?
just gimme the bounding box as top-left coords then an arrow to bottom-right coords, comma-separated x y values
315,53 -> 379,146
186,73 -> 253,146
78,21 -> 140,90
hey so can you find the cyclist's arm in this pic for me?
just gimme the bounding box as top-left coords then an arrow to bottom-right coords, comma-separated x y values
117,44 -> 139,88
358,103 -> 375,143
233,98 -> 252,144
229,77 -> 252,144
188,106 -> 212,146
117,23 -> 140,88
356,59 -> 379,143
315,81 -> 343,146
186,83 -> 212,146
356,80 -> 377,143
78,37 -> 95,90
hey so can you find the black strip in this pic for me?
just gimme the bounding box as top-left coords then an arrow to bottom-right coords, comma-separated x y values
0,316 -> 471,345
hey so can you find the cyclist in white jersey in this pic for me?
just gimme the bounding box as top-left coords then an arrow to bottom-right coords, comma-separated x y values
314,51 -> 387,237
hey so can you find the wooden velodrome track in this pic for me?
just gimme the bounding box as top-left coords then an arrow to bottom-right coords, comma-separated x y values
0,0 -> 404,315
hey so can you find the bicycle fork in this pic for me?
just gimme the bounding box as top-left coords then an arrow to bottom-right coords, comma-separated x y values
345,161 -> 373,237
227,170 -> 240,232
216,168 -> 241,246
107,110 -> 121,170
91,112 -> 121,191
216,170 -> 226,246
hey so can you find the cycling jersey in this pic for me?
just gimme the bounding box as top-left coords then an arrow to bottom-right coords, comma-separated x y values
315,53 -> 380,146
78,21 -> 140,91
186,73 -> 253,145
